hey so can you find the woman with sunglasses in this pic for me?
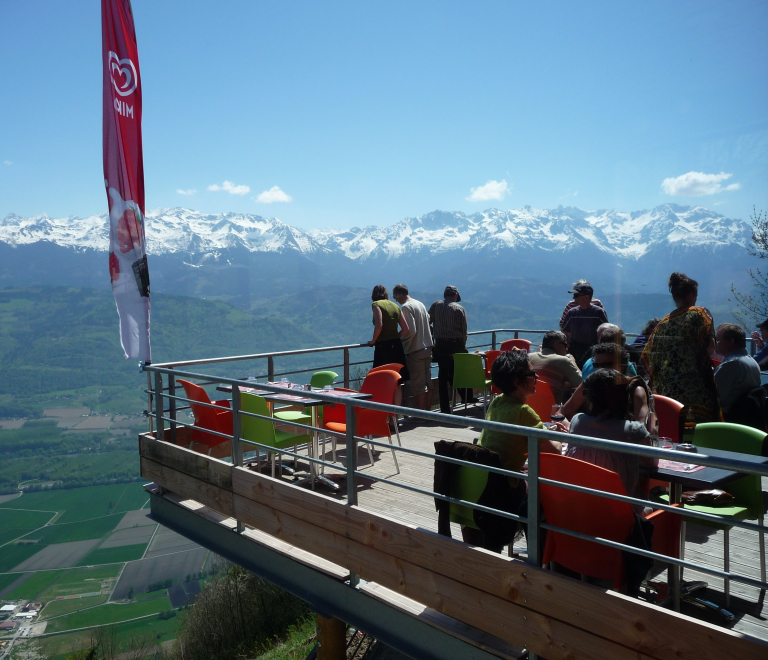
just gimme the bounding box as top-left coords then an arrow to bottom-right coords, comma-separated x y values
478,350 -> 562,487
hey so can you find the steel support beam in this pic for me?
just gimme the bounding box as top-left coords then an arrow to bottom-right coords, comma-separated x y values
147,490 -> 520,660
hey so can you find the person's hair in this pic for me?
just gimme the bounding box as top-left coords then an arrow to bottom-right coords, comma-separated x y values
717,323 -> 747,349
491,350 -> 532,396
669,272 -> 698,303
392,284 -> 408,297
582,369 -> 631,418
371,285 -> 389,301
542,330 -> 567,350
592,342 -> 629,369
599,326 -> 626,346
641,317 -> 662,337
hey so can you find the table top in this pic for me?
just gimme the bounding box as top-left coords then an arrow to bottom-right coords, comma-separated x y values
216,381 -> 372,407
650,446 -> 768,490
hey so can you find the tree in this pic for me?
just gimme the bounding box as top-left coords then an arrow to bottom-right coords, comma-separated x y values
731,207 -> 768,326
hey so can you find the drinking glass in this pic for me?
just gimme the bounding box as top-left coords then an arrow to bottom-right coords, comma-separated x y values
550,404 -> 565,425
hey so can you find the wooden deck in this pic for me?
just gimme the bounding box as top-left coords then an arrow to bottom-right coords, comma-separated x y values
269,406 -> 768,642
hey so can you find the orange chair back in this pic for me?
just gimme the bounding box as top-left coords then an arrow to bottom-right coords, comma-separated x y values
654,394 -> 684,441
500,339 -> 531,353
369,363 -> 404,375
322,388 -> 358,426
178,379 -> 231,449
539,453 -> 635,589
484,350 -> 502,395
356,370 -> 400,438
525,380 -> 557,422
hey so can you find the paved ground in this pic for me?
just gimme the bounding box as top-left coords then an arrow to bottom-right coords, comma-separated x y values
12,539 -> 100,571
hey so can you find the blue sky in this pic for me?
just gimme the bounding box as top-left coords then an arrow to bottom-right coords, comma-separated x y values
1,0 -> 766,229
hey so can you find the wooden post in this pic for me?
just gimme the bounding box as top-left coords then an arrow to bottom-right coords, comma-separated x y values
316,614 -> 346,660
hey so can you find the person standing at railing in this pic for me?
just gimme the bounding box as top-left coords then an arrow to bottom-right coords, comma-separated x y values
559,279 -> 606,328
393,284 -> 433,411
429,286 -> 470,414
561,282 -> 609,369
641,272 -> 720,424
368,285 -> 411,390
478,350 -> 561,483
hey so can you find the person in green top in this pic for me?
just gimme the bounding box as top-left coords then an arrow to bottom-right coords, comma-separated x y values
367,285 -> 410,382
479,350 -> 562,485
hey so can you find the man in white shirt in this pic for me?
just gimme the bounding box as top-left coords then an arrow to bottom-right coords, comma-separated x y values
393,284 -> 434,411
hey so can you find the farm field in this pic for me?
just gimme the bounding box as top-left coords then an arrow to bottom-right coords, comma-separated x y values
0,508 -> 55,545
0,542 -> 45,572
0,571 -> 23,594
30,515 -> 121,545
11,539 -> 101,571
111,548 -> 208,600
44,594 -> 173,632
4,569 -> 63,600
40,594 -> 108,619
28,614 -> 180,660
0,483 -> 149,523
76,543 -> 147,566
143,526 -> 198,558
38,565 -> 121,600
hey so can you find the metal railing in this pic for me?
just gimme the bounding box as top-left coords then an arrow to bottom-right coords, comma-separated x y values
141,333 -> 768,618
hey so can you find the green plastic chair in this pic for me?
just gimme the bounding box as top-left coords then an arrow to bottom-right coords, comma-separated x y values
449,464 -> 489,529
240,392 -> 310,478
451,354 -> 492,416
685,422 -> 766,605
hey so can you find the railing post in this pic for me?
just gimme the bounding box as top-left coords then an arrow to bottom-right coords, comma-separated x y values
526,434 -> 540,568
345,402 -> 357,506
168,370 -> 177,445
268,356 -> 275,382
154,372 -> 164,440
231,385 -> 244,534
146,371 -> 154,434
491,331 -> 497,350
514,330 -> 519,339
343,348 -> 350,389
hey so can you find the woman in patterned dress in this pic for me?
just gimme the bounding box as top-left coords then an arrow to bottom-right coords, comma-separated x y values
641,272 -> 720,422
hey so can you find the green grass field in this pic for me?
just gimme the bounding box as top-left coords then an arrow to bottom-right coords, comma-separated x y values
0,483 -> 149,523
40,595 -> 108,619
5,569 -> 62,600
31,515 -> 120,545
0,572 -> 20,593
39,565 -> 121,600
44,595 -> 174,632
0,508 -> 55,545
76,543 -> 146,567
0,542 -> 46,572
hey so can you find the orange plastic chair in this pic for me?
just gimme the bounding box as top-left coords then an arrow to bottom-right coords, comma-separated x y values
525,380 -> 557,422
500,339 -> 531,353
369,363 -> 404,375
177,379 -> 232,458
484,350 -> 502,396
655,394 -> 685,441
540,453 -> 681,590
324,370 -> 401,473
321,387 -> 358,463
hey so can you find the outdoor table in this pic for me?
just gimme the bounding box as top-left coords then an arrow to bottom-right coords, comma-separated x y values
649,446 -> 768,612
217,381 -> 372,491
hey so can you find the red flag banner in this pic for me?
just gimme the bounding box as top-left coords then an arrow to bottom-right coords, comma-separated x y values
102,0 -> 151,363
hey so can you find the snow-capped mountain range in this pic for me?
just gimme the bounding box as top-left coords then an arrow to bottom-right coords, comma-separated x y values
0,203 -> 749,261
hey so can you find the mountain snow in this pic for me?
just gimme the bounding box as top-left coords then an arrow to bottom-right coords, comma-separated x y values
0,204 -> 750,262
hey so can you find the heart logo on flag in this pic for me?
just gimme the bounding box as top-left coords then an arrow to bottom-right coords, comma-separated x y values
109,51 -> 138,97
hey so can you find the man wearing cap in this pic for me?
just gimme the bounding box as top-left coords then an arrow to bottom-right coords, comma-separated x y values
750,319 -> 768,367
429,286 -> 469,414
561,282 -> 609,369
559,279 -> 605,329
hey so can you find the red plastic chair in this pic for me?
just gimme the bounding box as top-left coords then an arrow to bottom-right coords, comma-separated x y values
177,379 -> 232,459
483,350 -> 502,396
540,453 -> 680,591
525,380 -> 557,423
369,363 -> 404,375
500,339 -> 531,353
654,394 -> 685,441
324,370 -> 401,473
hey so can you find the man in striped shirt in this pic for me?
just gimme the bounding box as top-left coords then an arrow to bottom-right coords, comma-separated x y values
429,285 -> 469,414
559,279 -> 605,329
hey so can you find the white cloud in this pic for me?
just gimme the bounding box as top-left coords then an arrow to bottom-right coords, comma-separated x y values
208,180 -> 250,195
2,161 -> 11,166
661,171 -> 741,196
176,188 -> 196,195
256,185 -> 293,203
466,179 -> 511,202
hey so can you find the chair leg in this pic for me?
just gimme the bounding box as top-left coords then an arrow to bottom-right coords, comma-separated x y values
394,424 -> 402,447
452,388 -> 456,411
271,452 -> 276,479
387,435 -> 400,474
366,436 -> 374,466
332,436 -> 337,463
724,529 -> 730,607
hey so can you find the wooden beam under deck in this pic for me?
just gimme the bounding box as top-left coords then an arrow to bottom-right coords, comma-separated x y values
139,433 -> 768,660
